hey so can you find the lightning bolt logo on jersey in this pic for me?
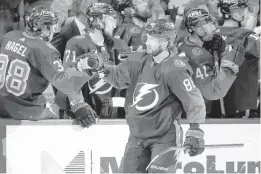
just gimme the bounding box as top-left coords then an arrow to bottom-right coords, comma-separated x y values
130,83 -> 159,111
88,77 -> 113,95
64,32 -> 130,118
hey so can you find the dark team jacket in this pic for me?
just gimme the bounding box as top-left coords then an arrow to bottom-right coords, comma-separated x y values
64,34 -> 130,118
178,35 -> 240,100
215,27 -> 260,111
0,30 -> 91,119
102,51 -> 206,138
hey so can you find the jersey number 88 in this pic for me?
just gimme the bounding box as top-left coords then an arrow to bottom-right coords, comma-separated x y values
0,54 -> 30,96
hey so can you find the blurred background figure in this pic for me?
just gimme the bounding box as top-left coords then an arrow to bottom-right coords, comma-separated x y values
0,0 -> 24,37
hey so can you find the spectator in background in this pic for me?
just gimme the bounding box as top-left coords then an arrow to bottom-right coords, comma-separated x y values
50,0 -> 74,32
51,0 -> 90,60
0,0 -> 24,37
24,0 -> 53,11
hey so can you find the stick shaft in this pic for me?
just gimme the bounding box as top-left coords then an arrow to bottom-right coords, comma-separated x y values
168,143 -> 244,151
146,143 -> 244,170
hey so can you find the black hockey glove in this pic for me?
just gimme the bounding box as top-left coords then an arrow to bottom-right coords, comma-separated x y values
70,101 -> 99,128
211,34 -> 223,52
183,124 -> 205,157
76,53 -> 104,71
220,40 -> 245,75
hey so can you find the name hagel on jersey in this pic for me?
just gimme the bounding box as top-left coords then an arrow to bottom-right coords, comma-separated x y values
0,30 -> 91,119
64,34 -> 130,118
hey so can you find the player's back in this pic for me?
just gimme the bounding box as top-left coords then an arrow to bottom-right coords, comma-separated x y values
0,30 -> 56,119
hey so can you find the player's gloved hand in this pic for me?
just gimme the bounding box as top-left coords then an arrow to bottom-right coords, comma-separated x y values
221,40 -> 245,75
70,101 -> 99,128
211,34 -> 223,52
76,53 -> 104,71
183,124 -> 205,157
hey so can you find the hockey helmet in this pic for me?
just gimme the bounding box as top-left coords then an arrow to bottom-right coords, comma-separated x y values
25,6 -> 58,34
145,19 -> 177,46
146,19 -> 176,38
87,3 -> 117,21
219,0 -> 249,18
184,8 -> 213,32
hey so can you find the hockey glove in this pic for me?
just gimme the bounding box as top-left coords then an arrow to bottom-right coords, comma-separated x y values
70,101 -> 99,128
183,125 -> 205,157
77,53 -> 104,71
220,41 -> 245,75
211,34 -> 223,52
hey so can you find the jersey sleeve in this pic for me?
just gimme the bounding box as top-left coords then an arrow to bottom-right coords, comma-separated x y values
102,60 -> 132,89
245,33 -> 260,59
102,52 -> 144,89
35,49 -> 91,95
193,63 -> 237,100
167,69 -> 206,124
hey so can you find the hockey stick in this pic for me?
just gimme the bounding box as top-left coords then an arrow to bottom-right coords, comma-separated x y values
145,143 -> 244,171
213,50 -> 226,116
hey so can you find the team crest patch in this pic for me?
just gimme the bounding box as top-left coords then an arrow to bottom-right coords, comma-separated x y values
174,59 -> 186,67
192,47 -> 203,56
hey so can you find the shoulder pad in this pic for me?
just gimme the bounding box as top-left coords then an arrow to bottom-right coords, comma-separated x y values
127,25 -> 143,35
169,54 -> 193,75
68,34 -> 94,47
74,35 -> 86,39
46,42 -> 57,50
4,31 -> 22,41
50,51 -> 61,61
36,41 -> 61,59
69,35 -> 88,43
